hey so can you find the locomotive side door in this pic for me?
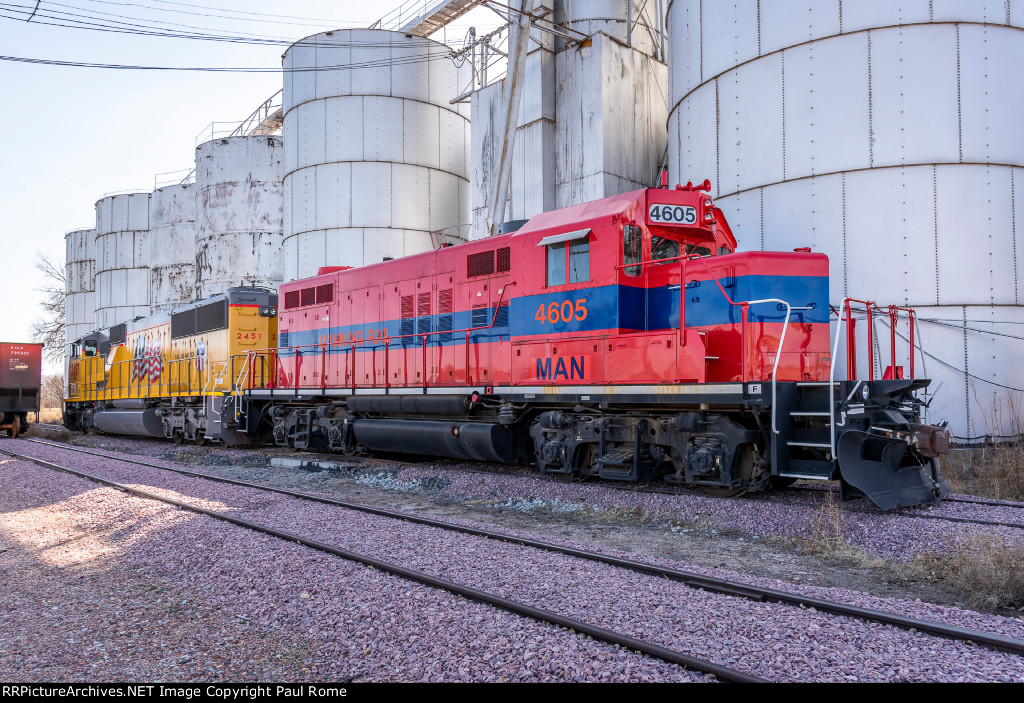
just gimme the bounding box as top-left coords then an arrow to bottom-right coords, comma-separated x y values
465,279 -> 490,387
433,273 -> 456,387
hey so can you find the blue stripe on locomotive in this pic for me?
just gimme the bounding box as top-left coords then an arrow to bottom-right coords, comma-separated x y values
281,274 -> 829,352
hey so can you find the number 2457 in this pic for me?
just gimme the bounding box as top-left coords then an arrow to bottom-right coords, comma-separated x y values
535,299 -> 588,325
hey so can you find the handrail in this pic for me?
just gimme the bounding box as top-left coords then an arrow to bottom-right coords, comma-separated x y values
841,298 -> 877,380
684,252 -> 803,435
238,282 -> 518,391
828,298 -> 916,458
828,297 -> 850,460
887,305 -> 916,379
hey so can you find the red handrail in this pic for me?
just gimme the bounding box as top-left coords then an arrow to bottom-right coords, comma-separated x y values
887,305 -> 916,379
841,298 -> 876,381
242,281 -> 517,391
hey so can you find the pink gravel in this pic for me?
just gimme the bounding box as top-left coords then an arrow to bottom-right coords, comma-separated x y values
0,453 -> 707,683
4,439 -> 1024,682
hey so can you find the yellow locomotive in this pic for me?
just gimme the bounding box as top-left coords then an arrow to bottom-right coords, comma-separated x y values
65,287 -> 278,445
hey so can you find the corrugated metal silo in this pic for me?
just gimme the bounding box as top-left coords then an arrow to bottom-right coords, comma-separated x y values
194,135 -> 284,297
64,227 -> 96,349
281,29 -> 471,277
667,0 -> 1024,439
149,183 -> 197,313
563,0 -> 662,56
470,1 -> 667,238
94,193 -> 151,329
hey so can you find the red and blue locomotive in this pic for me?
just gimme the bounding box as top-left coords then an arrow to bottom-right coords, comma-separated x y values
237,182 -> 951,509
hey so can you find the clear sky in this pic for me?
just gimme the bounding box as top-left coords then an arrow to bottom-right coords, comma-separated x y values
0,0 -> 497,368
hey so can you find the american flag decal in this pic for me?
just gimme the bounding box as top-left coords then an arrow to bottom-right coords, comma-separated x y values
132,335 -> 164,382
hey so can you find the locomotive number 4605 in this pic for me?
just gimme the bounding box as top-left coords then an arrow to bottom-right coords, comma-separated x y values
649,203 -> 697,225
535,299 -> 588,325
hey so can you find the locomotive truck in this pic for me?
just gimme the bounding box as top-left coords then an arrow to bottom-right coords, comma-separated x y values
65,183 -> 951,509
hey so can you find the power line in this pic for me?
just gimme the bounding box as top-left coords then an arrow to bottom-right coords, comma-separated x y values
0,52 -> 458,72
3,2 -> 482,47
8,6 -> 299,44
70,0 -> 356,28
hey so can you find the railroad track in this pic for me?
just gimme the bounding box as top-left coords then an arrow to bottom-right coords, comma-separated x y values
12,438 -> 1024,661
355,451 -> 1024,532
336,449 -> 1024,531
781,483 -> 1024,529
790,482 -> 1024,510
44,434 -> 1024,536
1,443 -> 756,683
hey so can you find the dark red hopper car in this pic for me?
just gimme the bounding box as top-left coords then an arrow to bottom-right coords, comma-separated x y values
0,342 -> 43,438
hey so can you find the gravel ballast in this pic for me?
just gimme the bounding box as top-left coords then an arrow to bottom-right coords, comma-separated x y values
4,440 -> 1023,682
0,454 -> 709,683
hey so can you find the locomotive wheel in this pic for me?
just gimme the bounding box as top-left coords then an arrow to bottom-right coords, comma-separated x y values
196,436 -> 209,447
700,444 -> 754,498
9,415 -> 20,439
172,431 -> 184,445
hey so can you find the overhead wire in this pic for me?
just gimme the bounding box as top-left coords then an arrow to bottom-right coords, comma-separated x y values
69,0 -> 356,28
0,0 -> 488,71
2,2 -> 483,48
0,52 -> 458,72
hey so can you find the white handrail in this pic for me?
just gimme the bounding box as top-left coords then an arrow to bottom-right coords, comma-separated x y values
234,354 -> 251,394
828,297 -> 850,459
741,298 -> 811,435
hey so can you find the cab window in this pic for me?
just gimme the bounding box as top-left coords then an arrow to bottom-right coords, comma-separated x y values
651,235 -> 680,261
568,240 -> 589,284
624,225 -> 642,276
546,242 -> 566,286
547,238 -> 590,286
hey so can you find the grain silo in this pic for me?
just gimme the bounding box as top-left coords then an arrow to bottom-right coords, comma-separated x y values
149,183 -> 197,313
64,227 -> 96,353
94,193 -> 151,329
667,0 -> 1024,439
470,0 -> 667,237
281,28 -> 471,277
194,135 -> 284,297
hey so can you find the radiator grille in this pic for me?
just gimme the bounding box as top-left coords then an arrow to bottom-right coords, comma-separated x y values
315,283 -> 334,304
399,295 -> 414,341
467,250 -> 495,277
416,292 -> 432,336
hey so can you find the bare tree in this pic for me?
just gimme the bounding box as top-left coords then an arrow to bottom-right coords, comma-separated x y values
41,374 -> 65,408
31,251 -> 66,363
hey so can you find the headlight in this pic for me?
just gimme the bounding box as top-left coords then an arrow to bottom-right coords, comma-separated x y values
259,306 -> 278,318
861,383 -> 871,401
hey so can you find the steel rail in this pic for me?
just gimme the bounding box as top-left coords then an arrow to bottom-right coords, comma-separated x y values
0,447 -> 760,684
779,483 -> 1024,528
18,439 -> 1024,658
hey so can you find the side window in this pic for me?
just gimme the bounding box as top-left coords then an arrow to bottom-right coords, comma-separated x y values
624,225 -> 642,276
568,240 -> 589,284
546,242 -> 566,286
